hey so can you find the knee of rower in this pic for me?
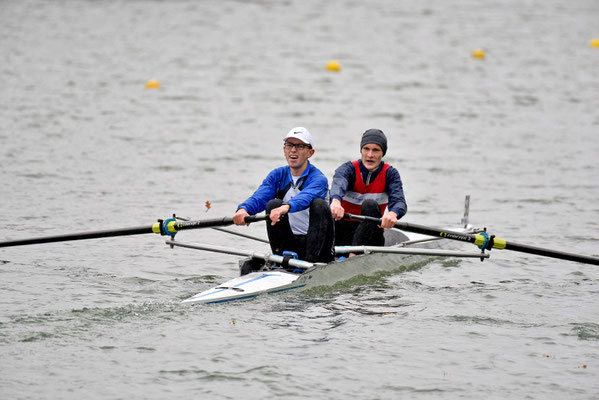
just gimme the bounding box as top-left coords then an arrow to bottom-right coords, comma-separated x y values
361,199 -> 382,218
266,198 -> 284,212
310,198 -> 329,214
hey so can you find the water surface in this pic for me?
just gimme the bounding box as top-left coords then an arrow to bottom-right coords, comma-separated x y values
1,0 -> 598,398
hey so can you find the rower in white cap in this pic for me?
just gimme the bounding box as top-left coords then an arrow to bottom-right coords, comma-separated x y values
232,127 -> 335,271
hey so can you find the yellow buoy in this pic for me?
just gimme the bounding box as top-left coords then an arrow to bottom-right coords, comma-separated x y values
326,60 -> 341,71
472,49 -> 486,59
590,38 -> 599,48
145,79 -> 161,89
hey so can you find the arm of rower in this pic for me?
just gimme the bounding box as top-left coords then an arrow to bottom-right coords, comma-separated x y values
330,161 -> 354,201
329,161 -> 353,221
385,166 -> 407,219
236,169 -> 280,215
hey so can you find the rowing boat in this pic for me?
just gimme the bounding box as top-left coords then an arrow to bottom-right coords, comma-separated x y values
177,199 -> 487,305
176,227 -> 486,304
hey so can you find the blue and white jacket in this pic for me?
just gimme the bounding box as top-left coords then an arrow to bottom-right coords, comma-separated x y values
237,161 -> 329,235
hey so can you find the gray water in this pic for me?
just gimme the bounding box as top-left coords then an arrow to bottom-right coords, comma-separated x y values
1,0 -> 598,398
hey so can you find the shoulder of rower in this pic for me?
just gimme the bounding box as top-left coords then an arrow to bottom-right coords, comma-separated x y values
267,166 -> 290,181
384,164 -> 400,180
303,163 -> 328,184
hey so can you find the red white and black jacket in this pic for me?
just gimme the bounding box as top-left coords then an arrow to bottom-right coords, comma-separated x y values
330,160 -> 407,218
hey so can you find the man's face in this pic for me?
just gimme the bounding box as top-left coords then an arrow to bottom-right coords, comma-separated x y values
284,138 -> 314,172
361,143 -> 383,170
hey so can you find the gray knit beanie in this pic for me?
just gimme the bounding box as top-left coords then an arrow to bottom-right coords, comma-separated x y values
360,129 -> 387,156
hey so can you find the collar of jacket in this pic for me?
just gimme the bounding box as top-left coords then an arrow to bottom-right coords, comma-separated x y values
287,160 -> 313,180
357,159 -> 385,183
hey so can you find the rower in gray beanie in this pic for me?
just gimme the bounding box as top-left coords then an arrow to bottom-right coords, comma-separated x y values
360,129 -> 388,156
330,128 -> 407,248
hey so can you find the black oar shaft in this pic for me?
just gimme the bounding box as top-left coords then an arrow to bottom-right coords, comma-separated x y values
345,214 -> 478,244
344,213 -> 599,266
503,241 -> 599,266
0,215 -> 268,248
0,226 -> 154,248
172,215 -> 266,232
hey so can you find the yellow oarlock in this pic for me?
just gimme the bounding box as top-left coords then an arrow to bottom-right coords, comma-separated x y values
152,220 -> 178,235
474,234 -> 507,249
166,220 -> 177,234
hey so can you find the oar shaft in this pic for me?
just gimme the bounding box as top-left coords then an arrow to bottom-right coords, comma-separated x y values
344,213 -> 599,266
172,215 -> 267,232
212,227 -> 270,244
0,215 -> 268,248
167,240 -> 315,269
504,241 -> 599,266
345,214 -> 478,244
0,226 -> 155,248
335,246 -> 489,258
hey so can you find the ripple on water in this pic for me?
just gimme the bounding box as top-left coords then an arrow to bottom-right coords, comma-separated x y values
1,301 -> 189,344
570,323 -> 599,341
446,314 -> 531,327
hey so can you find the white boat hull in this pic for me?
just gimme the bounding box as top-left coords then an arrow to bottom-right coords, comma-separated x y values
182,270 -> 304,304
182,228 -> 468,305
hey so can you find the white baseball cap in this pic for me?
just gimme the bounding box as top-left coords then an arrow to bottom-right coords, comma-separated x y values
284,127 -> 313,147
